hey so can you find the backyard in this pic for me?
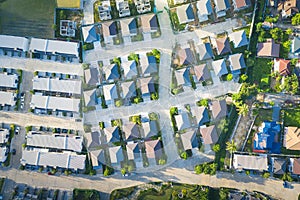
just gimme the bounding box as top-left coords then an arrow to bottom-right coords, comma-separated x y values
0,0 -> 57,38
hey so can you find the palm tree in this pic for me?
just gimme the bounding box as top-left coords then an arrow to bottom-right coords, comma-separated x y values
238,104 -> 249,116
226,140 -> 237,168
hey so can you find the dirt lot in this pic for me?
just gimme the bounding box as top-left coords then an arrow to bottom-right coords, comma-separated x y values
0,0 -> 56,38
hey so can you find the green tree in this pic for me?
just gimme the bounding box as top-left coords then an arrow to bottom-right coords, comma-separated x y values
180,152 -> 188,160
226,140 -> 237,168
291,58 -> 298,66
282,172 -> 293,182
121,168 -> 126,175
212,144 -> 220,152
159,158 -> 166,165
197,98 -> 209,107
292,13 -> 300,25
240,74 -> 248,82
256,22 -> 263,32
270,28 -> 283,42
286,28 -> 293,35
115,100 -> 122,107
151,93 -> 159,100
262,172 -> 270,178
218,119 -> 228,132
227,74 -> 233,81
237,104 -> 249,116
170,107 -> 178,115
194,165 -> 203,174
128,53 -> 139,63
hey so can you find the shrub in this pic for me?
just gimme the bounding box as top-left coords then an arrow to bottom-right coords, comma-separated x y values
262,172 -> 270,178
180,152 -> 188,160
121,168 -> 126,175
195,165 -> 203,174
227,74 -> 233,81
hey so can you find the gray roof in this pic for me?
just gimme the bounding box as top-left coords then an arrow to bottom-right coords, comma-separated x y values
140,14 -> 158,33
214,0 -> 230,11
233,154 -> 268,171
85,131 -> 101,150
0,73 -> 18,89
192,64 -> 211,82
21,149 -> 86,170
108,146 -> 124,164
292,37 -> 300,54
33,77 -> 82,95
142,120 -> 158,138
29,38 -> 79,57
138,77 -> 155,96
126,142 -> 140,160
102,64 -> 120,82
122,60 -> 138,80
82,25 -> 98,43
212,59 -> 228,77
90,149 -> 105,168
83,89 -> 97,107
103,126 -> 120,143
145,139 -> 162,159
175,112 -> 192,131
0,91 -> 16,106
200,125 -> 219,144
191,105 -> 210,126
30,95 -> 80,112
175,68 -> 191,86
0,35 -> 29,51
198,43 -> 214,60
0,129 -> 9,144
103,84 -> 118,101
121,81 -> 136,99
139,54 -> 158,75
181,130 -> 198,150
120,18 -> 137,36
210,100 -> 227,120
123,123 -> 140,140
85,67 -> 100,86
257,39 -> 280,57
229,30 -> 248,48
273,158 -> 287,175
26,132 -> 83,152
0,147 -> 7,162
176,4 -> 195,24
228,53 -> 246,72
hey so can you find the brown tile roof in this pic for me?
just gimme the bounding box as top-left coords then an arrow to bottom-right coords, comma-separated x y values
234,0 -> 251,9
284,126 -> 300,150
200,125 -> 219,144
275,59 -> 291,76
278,0 -> 299,16
257,39 -> 280,57
210,100 -> 227,120
216,37 -> 231,55
293,158 -> 300,175
145,139 -> 162,159
191,64 -> 211,82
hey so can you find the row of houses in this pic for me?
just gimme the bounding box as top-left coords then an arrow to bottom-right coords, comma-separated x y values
82,13 -> 159,45
20,132 -> 85,171
268,0 -> 299,18
0,35 -> 79,62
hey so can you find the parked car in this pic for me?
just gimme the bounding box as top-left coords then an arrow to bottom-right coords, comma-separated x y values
20,92 -> 25,101
11,149 -> 16,155
283,181 -> 293,189
15,127 -> 20,135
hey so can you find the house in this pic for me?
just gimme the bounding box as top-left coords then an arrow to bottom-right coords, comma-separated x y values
284,126 -> 300,150
123,123 -> 140,140
82,25 -> 98,43
290,158 -> 300,175
210,100 -> 227,120
198,43 -> 214,60
139,54 -> 158,76
215,37 -> 231,55
0,147 -> 7,163
101,21 -> 118,44
102,84 -> 118,104
0,91 -> 16,107
32,77 -> 82,96
98,0 -> 112,20
272,157 -> 287,175
138,77 -> 156,98
232,0 -> 251,11
291,37 -> 300,57
278,0 -> 299,18
84,67 -> 100,86
104,126 -> 121,143
176,47 -> 195,66
257,39 -> 280,58
174,68 -> 191,86
29,38 -> 79,59
26,132 -> 83,152
214,0 -> 230,18
60,20 -> 76,37
0,129 -> 9,144
141,120 -> 158,138
135,0 -> 151,14
273,59 -> 291,76
30,95 -> 80,113
108,146 -> 124,165
228,30 -> 248,48
253,121 -> 281,153
122,60 -> 138,80
120,81 -> 137,99
120,18 -> 137,37
200,125 -> 219,145
233,154 -> 268,171
190,105 -> 210,126
21,149 -> 86,171
140,14 -> 158,33
102,63 -> 120,83
175,112 -> 192,131
89,149 -> 106,170
0,35 -> 29,54
196,0 -> 213,22
126,142 -> 140,160
116,0 -> 131,17
84,89 -> 97,107
176,4 -> 195,24
228,53 -> 246,75
181,130 -> 199,150
145,139 -> 162,160
191,64 -> 211,83
85,131 -> 101,150
212,59 -> 228,77
0,73 -> 18,89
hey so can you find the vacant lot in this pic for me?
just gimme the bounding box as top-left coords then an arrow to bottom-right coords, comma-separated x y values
0,0 -> 56,38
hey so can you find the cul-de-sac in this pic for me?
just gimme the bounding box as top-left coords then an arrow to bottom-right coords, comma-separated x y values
0,0 -> 300,199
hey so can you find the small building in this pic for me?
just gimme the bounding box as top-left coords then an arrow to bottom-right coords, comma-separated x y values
60,20 -> 76,37
141,120 -> 158,138
181,130 -> 199,150
290,158 -> 300,175
0,147 -> 8,163
84,89 -> 97,107
145,139 -> 162,161
215,37 -> 231,55
198,43 -> 214,61
82,25 -> 98,43
98,0 -> 112,21
108,146 -> 124,166
123,123 -> 140,141
138,77 -> 156,99
272,157 -> 287,175
212,59 -> 228,77
176,47 -> 195,66
0,73 -> 18,90
126,142 -> 140,160
257,39 -> 280,58
200,125 -> 219,145
233,154 -> 268,171
85,67 -> 100,86
102,63 -> 120,83
228,30 -> 248,48
139,54 -> 158,76
0,35 -> 29,54
214,0 -> 230,18
174,68 -> 191,86
228,53 -> 246,75
101,21 -> 118,44
291,37 -> 300,57
121,60 -> 138,80
273,59 -> 291,76
175,112 -> 192,131
191,64 -> 211,83
232,0 -> 251,11
0,129 -> 9,144
277,0 -> 299,18
116,0 -> 131,17
85,131 -> 101,150
210,100 -> 227,120
0,91 -> 16,107
190,105 -> 210,126
104,126 -> 121,143
135,0 -> 151,14
176,4 -> 195,24
284,126 -> 300,150
102,84 -> 119,104
196,0 -> 213,22
89,149 -> 106,170
120,18 -> 137,37
140,14 -> 158,33
120,81 -> 137,99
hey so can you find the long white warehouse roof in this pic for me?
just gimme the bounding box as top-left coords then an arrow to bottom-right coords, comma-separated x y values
0,35 -> 29,51
0,91 -> 16,106
0,73 -> 18,89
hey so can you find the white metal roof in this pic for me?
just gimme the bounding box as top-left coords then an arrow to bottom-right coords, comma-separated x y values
0,35 -> 29,51
0,73 -> 18,89
0,91 -> 16,106
0,129 -> 9,144
0,147 -> 7,162
33,77 -> 82,95
233,154 -> 268,171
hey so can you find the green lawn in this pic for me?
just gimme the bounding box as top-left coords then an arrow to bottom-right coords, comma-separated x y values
110,186 -> 136,200
73,189 -> 100,200
248,58 -> 272,90
284,109 -> 300,127
0,0 -> 56,38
